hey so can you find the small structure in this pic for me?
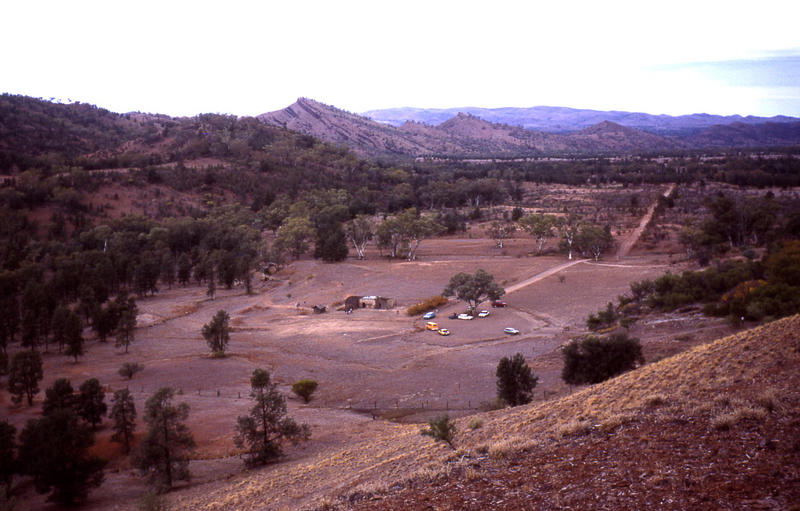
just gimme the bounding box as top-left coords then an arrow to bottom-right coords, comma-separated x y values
344,295 -> 395,311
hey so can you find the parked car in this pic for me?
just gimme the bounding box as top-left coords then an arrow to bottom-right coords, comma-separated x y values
477,310 -> 490,318
492,300 -> 507,308
423,311 -> 436,320
448,313 -> 458,320
457,313 -> 474,320
437,328 -> 450,336
426,321 -> 439,331
504,327 -> 520,335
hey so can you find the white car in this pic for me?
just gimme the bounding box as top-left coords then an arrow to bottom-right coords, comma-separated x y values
504,327 -> 520,335
477,310 -> 490,318
457,313 -> 474,320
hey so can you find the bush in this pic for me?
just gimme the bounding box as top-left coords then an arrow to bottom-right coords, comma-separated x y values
562,332 -> 644,385
586,302 -> 618,331
420,414 -> 456,449
119,362 -> 145,380
407,295 -> 448,316
291,379 -> 318,403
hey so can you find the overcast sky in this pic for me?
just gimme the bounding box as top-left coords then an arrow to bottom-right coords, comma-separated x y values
2,0 -> 799,118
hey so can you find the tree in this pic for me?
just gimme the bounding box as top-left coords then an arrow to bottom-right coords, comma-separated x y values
345,215 -> 374,260
562,333 -> 644,385
442,269 -> 505,310
496,353 -> 538,407
8,350 -> 43,406
488,221 -> 516,249
50,305 -> 71,353
376,208 -> 444,260
91,303 -> 118,343
77,378 -> 107,430
202,310 -> 230,355
110,389 -> 137,454
420,414 -> 456,449
115,296 -> 138,353
312,203 -> 350,262
275,216 -> 315,260
0,420 -> 16,492
291,379 -> 318,403
314,224 -> 349,262
519,214 -> 557,254
234,369 -> 310,467
177,253 -> 193,285
119,361 -> 145,380
0,272 -> 19,356
556,215 -> 582,260
134,387 -> 195,491
18,410 -> 105,505
206,263 -> 216,299
42,378 -> 76,416
576,223 -> 614,261
257,195 -> 291,235
64,310 -> 85,362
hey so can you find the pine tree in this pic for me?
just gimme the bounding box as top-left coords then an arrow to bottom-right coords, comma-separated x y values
42,378 -> 76,416
64,310 -> 85,362
234,369 -> 310,467
8,350 -> 43,406
202,310 -> 230,355
496,353 -> 538,407
110,389 -> 137,454
0,420 -> 16,491
18,410 -> 105,505
134,387 -> 195,491
77,378 -> 107,430
115,298 -> 138,353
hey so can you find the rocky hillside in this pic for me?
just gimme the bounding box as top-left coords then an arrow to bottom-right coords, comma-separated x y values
260,99 -> 800,159
172,315 -> 800,510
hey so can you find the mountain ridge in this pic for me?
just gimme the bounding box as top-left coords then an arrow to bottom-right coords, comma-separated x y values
259,99 -> 800,158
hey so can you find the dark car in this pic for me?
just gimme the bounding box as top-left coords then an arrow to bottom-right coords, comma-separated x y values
492,300 -> 507,308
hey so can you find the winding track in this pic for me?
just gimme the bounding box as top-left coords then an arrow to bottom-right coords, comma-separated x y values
505,183 -> 676,297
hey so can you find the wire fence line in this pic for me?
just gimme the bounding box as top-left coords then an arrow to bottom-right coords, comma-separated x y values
113,386 -> 566,413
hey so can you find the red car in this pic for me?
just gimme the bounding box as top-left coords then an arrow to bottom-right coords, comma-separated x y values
492,300 -> 507,308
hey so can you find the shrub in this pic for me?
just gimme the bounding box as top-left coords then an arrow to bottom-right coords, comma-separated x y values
420,414 -> 456,449
407,295 -> 448,316
119,362 -> 145,380
291,379 -> 318,403
586,302 -> 618,331
478,397 -> 506,412
467,417 -> 484,430
562,332 -> 644,385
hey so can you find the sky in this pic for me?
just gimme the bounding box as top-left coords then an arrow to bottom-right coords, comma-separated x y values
2,0 -> 799,118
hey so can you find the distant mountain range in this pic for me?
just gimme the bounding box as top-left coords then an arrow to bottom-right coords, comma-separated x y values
363,105 -> 799,135
259,99 -> 800,158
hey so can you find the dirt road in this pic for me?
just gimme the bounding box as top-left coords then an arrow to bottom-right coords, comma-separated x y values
505,258 -> 588,294
616,183 -> 676,259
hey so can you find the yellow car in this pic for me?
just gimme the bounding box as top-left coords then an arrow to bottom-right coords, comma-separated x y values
426,321 -> 439,331
438,328 -> 451,336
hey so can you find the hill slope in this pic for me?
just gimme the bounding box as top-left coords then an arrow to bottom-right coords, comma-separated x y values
174,315 -> 800,510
